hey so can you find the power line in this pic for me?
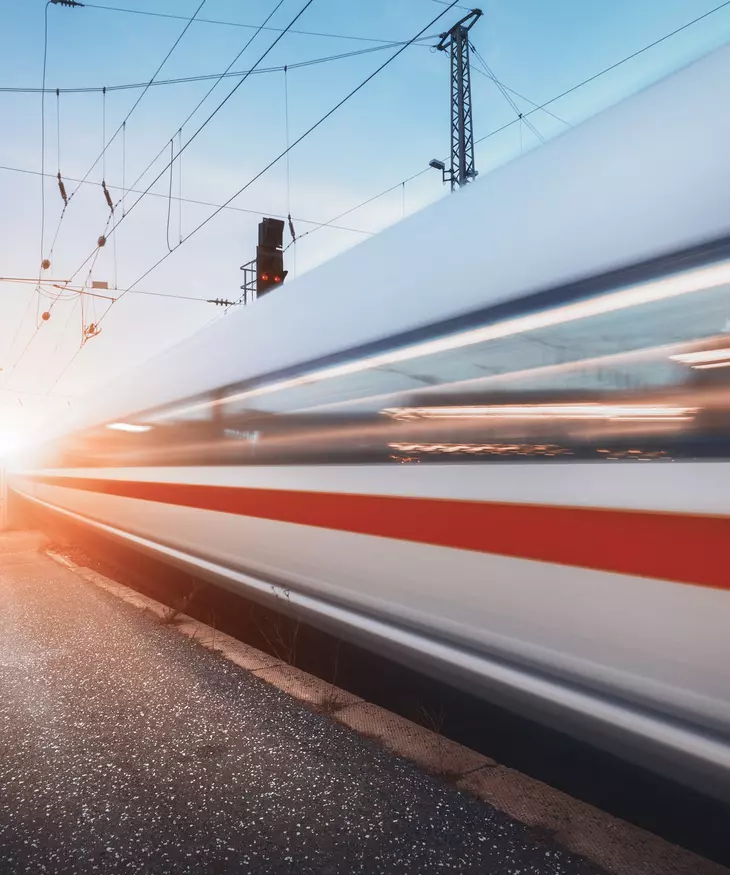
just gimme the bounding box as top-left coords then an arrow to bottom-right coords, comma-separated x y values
32,0 -> 211,351
6,1 -> 54,385
471,0 -> 730,145
112,0 -> 462,305
468,44 -> 545,143
39,2 -> 52,273
42,0 -> 324,384
34,0 -> 729,386
63,0 -> 323,288
0,164 -> 373,236
0,287 -> 40,375
0,386 -> 74,398
122,0 -> 288,227
286,167 -> 430,251
63,0 -> 208,208
126,288 -> 219,302
430,0 -> 473,11
0,39 -> 437,94
469,44 -> 569,128
80,2 -> 428,45
294,0 -> 730,245
165,139 -> 174,252
0,274 -> 213,304
50,0 -> 463,389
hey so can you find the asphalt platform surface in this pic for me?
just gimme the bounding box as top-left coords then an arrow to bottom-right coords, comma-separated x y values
0,537 -> 607,874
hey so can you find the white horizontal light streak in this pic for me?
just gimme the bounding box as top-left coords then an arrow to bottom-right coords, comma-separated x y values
382,404 -> 697,421
154,260 -> 730,422
670,347 -> 730,365
691,361 -> 730,370
286,336 -> 722,417
106,422 -> 152,433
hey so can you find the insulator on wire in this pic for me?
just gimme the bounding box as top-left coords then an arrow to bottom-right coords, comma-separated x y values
57,172 -> 68,206
102,180 -> 114,212
97,235 -> 106,248
288,213 -> 296,243
41,259 -> 51,271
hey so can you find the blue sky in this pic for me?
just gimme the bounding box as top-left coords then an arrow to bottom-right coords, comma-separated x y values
0,0 -> 729,447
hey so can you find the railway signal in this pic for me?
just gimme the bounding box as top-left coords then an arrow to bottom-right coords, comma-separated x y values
256,218 -> 288,296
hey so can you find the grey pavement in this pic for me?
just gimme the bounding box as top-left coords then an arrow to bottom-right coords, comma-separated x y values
0,538 -> 603,874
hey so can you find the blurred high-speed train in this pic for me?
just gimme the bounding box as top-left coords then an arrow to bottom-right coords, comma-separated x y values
11,45 -> 730,800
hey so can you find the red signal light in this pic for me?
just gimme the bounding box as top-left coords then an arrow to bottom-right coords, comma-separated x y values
274,275 -> 281,283
261,273 -> 269,281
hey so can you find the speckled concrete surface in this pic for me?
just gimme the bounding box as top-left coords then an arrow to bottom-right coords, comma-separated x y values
0,547 -> 605,875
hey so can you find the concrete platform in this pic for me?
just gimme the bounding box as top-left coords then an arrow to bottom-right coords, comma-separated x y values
0,532 -> 725,874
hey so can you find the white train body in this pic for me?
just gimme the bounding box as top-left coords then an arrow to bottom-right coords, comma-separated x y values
11,44 -> 730,800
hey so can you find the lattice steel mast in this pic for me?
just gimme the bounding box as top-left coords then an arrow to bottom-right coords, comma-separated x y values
436,9 -> 483,191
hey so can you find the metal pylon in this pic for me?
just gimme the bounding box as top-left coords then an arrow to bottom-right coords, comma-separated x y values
437,9 -> 482,191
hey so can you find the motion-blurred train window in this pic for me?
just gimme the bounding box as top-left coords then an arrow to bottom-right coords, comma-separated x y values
38,262 -> 730,467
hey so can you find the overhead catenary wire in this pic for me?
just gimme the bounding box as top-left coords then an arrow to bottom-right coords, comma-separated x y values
178,128 -> 183,244
7,206 -> 114,383
0,163 -> 373,237
107,0 -> 462,306
472,0 -> 730,146
285,167 -> 429,251
79,2 -> 431,45
25,0 -> 728,387
55,88 -> 69,208
289,0 -> 730,248
0,289 -> 41,377
63,0 -> 323,288
41,0 -> 323,383
55,88 -> 62,171
101,86 -> 107,181
120,0 -> 289,219
52,299 -> 80,356
469,43 -> 568,129
0,386 -> 74,398
3,1 -> 53,383
35,0 -> 211,320
49,0 -> 463,389
284,65 -> 292,224
39,1 -> 51,273
63,0 -> 208,208
121,121 -> 126,216
0,277 -> 208,304
0,38 -> 439,95
283,64 -> 296,275
467,44 -> 545,143
13,0 -> 724,306
112,199 -> 119,290
166,139 -> 174,252
429,0 -> 472,10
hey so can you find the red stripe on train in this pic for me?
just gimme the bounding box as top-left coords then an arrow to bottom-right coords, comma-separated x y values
28,475 -> 730,591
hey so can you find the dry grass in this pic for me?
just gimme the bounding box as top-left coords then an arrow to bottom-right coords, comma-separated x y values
418,703 -> 463,781
316,640 -> 348,716
258,587 -> 301,665
158,585 -> 202,626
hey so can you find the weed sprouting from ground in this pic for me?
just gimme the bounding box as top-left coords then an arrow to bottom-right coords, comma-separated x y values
257,586 -> 301,665
317,640 -> 348,716
158,584 -> 202,626
418,702 -> 463,781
